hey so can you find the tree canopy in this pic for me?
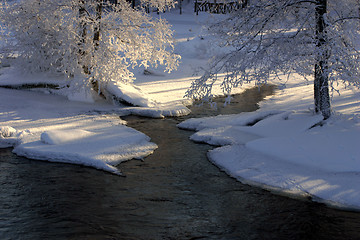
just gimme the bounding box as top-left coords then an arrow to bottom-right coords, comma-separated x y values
185,0 -> 360,118
0,0 -> 180,94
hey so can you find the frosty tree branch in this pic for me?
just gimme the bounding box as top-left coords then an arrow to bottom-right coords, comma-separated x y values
185,0 -> 360,118
0,0 -> 180,96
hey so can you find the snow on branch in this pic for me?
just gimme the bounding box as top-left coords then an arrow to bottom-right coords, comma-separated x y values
185,0 -> 360,101
0,0 -> 180,94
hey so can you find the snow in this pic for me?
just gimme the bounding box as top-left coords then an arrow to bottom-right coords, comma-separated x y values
105,81 -> 157,107
0,126 -> 17,137
40,129 -> 95,145
179,79 -> 360,210
1,3 -> 360,210
0,86 -> 159,175
0,4 -> 215,174
14,126 -> 157,175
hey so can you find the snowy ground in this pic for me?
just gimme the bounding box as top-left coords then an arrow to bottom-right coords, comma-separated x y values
0,87 -> 159,175
1,4 -> 360,209
0,5 -> 233,175
179,78 -> 360,210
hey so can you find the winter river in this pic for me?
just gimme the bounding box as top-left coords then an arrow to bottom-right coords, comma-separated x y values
1,86 -> 360,239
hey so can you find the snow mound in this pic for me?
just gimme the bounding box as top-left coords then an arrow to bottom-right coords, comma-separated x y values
126,102 -> 191,118
189,126 -> 261,146
0,126 -> 19,147
14,126 -> 158,175
246,117 -> 360,173
180,107 -> 360,209
180,110 -> 323,146
244,111 -> 324,137
0,126 -> 17,137
106,81 -> 157,107
208,144 -> 360,210
41,129 -> 95,145
0,126 -> 30,148
66,87 -> 96,103
177,110 -> 282,131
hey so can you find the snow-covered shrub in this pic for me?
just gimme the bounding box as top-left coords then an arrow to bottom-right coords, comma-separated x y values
0,0 -> 180,93
0,126 -> 17,138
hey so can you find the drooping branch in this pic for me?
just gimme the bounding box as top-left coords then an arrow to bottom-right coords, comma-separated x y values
1,0 -> 179,97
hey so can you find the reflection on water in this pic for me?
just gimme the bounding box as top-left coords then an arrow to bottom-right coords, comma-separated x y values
1,85 -> 360,239
183,84 -> 276,118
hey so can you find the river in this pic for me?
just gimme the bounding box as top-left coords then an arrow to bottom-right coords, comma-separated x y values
1,85 -> 360,239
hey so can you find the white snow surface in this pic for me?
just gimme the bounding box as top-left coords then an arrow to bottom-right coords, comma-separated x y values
0,5 -> 230,174
0,87 -> 159,175
40,129 -> 96,145
179,78 -> 360,210
0,4 -> 360,210
105,81 -> 157,107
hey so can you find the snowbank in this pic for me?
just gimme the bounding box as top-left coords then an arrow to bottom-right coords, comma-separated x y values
40,129 -> 95,145
179,80 -> 360,210
0,126 -> 17,137
0,87 -> 158,175
14,126 -> 157,175
1,2 -> 359,211
105,81 -> 157,107
0,125 -> 28,147
0,5 -> 214,174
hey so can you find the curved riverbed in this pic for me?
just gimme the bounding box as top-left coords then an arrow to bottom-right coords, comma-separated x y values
1,86 -> 360,239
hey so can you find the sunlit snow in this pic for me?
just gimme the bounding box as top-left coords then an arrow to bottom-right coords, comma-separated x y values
179,77 -> 360,210
1,4 -> 360,210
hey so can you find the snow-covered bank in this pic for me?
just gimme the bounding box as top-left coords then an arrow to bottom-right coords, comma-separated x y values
1,2 -> 360,213
0,68 -> 192,118
0,87 -> 159,175
0,5 -> 219,174
178,80 -> 360,210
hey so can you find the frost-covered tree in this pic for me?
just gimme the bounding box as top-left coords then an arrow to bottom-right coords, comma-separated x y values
186,0 -> 360,119
0,0 -> 179,95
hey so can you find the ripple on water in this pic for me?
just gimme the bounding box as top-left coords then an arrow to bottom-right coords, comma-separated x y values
1,85 -> 360,239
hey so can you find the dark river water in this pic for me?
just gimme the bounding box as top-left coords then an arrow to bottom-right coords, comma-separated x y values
1,86 -> 360,240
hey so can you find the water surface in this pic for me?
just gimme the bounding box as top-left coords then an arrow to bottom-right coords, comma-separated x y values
1,85 -> 360,239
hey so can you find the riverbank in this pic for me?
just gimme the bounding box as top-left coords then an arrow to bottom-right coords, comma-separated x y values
0,5 -> 247,174
179,78 -> 360,210
0,4 -> 360,210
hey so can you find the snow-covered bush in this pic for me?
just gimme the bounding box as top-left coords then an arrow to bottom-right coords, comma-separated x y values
185,0 -> 360,118
0,0 -> 180,93
0,126 -> 17,138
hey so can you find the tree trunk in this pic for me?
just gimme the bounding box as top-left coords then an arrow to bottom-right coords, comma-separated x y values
242,0 -> 248,8
92,0 -> 103,93
79,0 -> 89,75
78,0 -> 103,93
93,0 -> 102,50
314,0 -> 331,119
